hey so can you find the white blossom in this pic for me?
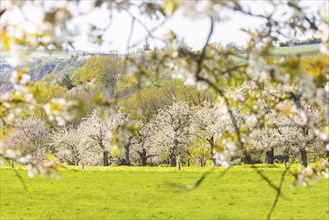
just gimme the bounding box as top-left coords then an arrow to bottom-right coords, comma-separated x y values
246,114 -> 258,128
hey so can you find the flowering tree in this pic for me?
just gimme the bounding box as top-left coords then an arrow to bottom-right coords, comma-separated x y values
250,101 -> 327,167
78,111 -> 112,166
130,121 -> 158,166
154,102 -> 195,166
78,109 -> 130,166
50,125 -> 102,166
191,103 -> 233,166
4,118 -> 50,162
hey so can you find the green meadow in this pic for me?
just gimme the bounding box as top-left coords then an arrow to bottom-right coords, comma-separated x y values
1,165 -> 328,219
271,44 -> 319,56
231,44 -> 320,62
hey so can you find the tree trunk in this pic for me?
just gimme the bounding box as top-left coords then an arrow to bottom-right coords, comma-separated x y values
283,147 -> 289,169
169,146 -> 176,167
199,158 -> 204,167
123,136 -> 133,166
243,154 -> 252,164
124,146 -> 130,166
103,151 -> 109,166
141,148 -> 147,166
141,157 -> 147,166
265,148 -> 274,164
207,135 -> 216,166
300,128 -> 308,167
169,154 -> 176,167
300,148 -> 308,167
187,158 -> 190,167
137,148 -> 147,166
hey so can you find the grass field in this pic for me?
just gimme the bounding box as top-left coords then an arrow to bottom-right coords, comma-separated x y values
0,165 -> 328,219
230,44 -> 320,63
271,44 -> 320,56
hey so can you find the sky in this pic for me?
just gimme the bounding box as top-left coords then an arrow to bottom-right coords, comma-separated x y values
1,0 -> 328,53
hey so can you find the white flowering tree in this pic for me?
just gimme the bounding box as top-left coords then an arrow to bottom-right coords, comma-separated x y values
49,109 -> 134,166
78,109 -> 130,166
50,125 -> 102,166
225,79 -> 328,166
191,103 -> 232,166
78,111 -> 112,166
4,118 -> 50,162
154,102 -> 195,166
249,101 -> 327,167
130,121 -> 158,166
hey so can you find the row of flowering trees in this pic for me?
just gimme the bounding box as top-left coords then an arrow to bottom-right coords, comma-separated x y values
4,96 -> 327,168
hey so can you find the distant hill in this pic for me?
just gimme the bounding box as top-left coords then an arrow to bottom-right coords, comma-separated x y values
0,44 -> 322,92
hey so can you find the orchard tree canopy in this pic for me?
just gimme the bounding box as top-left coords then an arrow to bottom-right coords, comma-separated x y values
0,0 -> 328,197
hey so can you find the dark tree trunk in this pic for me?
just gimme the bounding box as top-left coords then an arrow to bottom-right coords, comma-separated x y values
199,158 -> 204,167
103,151 -> 109,166
137,148 -> 147,166
137,152 -> 156,167
169,155 -> 176,167
169,146 -> 176,167
186,150 -> 191,167
123,136 -> 133,166
300,128 -> 308,167
124,146 -> 130,166
283,147 -> 289,169
207,135 -> 216,166
266,148 -> 274,164
300,148 -> 308,167
141,157 -> 147,166
243,154 -> 252,164
326,149 -> 329,158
